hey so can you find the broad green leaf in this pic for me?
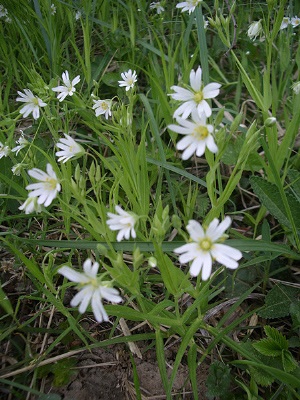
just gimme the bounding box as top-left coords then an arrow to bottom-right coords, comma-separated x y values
253,339 -> 283,357
258,284 -> 299,319
250,176 -> 300,231
264,325 -> 289,350
282,350 -> 298,373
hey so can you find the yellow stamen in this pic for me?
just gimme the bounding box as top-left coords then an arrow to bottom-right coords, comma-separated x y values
194,91 -> 204,103
193,125 -> 209,140
199,238 -> 212,251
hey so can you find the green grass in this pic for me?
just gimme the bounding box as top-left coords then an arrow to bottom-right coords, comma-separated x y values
0,0 -> 300,399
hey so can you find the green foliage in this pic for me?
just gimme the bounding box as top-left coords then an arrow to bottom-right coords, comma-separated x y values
250,176 -> 300,234
1,0 -> 300,398
258,284 -> 300,319
205,361 -> 232,399
37,358 -> 77,387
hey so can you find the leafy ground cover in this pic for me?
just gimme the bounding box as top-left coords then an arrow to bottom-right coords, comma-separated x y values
0,0 -> 300,399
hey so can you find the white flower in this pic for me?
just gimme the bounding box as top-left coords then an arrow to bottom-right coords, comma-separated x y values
51,3 -> 56,15
203,17 -> 209,29
292,81 -> 300,95
169,66 -> 221,118
16,89 -> 47,120
58,258 -> 122,322
92,99 -> 112,119
26,163 -> 61,207
19,196 -> 42,214
291,16 -> 300,27
12,163 -> 25,176
0,5 -> 8,18
280,17 -> 290,30
168,110 -> 217,160
247,20 -> 263,41
107,205 -> 137,242
176,0 -> 202,14
12,134 -> 29,155
0,142 -> 10,159
55,133 -> 84,163
75,10 -> 81,20
52,70 -> 80,102
174,217 -> 242,280
150,2 -> 165,14
118,69 -> 137,91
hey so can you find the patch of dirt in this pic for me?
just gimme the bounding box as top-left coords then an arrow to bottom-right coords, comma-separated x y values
45,345 -> 210,399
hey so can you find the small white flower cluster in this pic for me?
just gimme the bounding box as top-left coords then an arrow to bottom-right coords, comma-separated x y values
0,4 -> 11,23
50,3 -> 56,15
168,65 -> 221,160
16,69 -> 138,123
280,16 -> 300,30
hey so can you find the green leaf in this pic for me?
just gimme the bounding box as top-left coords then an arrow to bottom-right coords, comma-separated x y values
258,284 -> 299,319
0,282 -> 13,316
290,301 -> 300,330
250,176 -> 300,231
248,366 -> 275,387
264,325 -> 289,350
282,350 -> 298,373
253,339 -> 283,357
205,361 -> 231,399
154,245 -> 192,296
288,169 -> 300,201
37,358 -> 77,387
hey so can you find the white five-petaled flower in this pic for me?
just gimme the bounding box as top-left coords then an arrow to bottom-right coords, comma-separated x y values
0,5 -> 8,18
169,66 -> 221,119
52,70 -> 80,102
118,69 -> 138,91
19,196 -> 42,214
168,109 -> 217,160
291,16 -> 300,27
92,99 -> 112,119
75,10 -> 82,20
174,217 -> 242,280
58,258 -> 122,323
176,0 -> 202,14
26,163 -> 61,207
292,81 -> 300,95
16,89 -> 47,120
0,142 -> 10,159
247,20 -> 263,41
280,17 -> 290,30
51,3 -> 56,15
107,205 -> 137,242
55,133 -> 84,163
12,134 -> 29,155
150,2 -> 165,14
12,163 -> 25,176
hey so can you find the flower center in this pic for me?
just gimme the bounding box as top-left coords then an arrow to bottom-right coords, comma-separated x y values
193,125 -> 209,140
199,237 -> 212,251
32,97 -> 39,106
194,90 -> 204,103
127,79 -> 134,86
45,177 -> 58,190
102,102 -> 108,110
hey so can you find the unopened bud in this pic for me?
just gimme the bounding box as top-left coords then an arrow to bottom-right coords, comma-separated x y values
264,117 -> 277,127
